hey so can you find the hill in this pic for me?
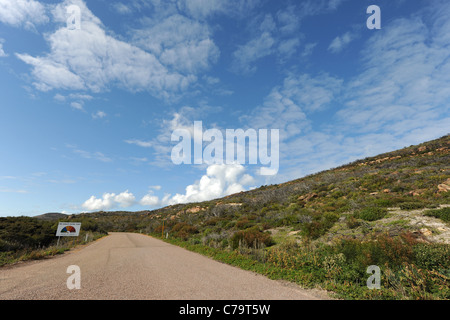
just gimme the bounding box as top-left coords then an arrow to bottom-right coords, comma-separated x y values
123,134 -> 450,245
34,212 -> 68,221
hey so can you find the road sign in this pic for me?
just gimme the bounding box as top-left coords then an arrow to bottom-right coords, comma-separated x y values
56,222 -> 81,237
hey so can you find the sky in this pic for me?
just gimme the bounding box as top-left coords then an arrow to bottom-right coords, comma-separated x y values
0,0 -> 449,217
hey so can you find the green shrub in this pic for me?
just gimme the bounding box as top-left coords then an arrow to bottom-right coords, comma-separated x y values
356,207 -> 388,221
413,243 -> 450,270
230,227 -> 274,249
299,212 -> 339,240
172,222 -> 198,240
346,215 -> 360,229
369,197 -> 402,208
235,216 -> 254,229
399,202 -> 428,210
423,207 -> 450,222
336,232 -> 416,269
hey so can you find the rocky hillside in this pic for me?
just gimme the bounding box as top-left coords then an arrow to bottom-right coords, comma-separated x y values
132,135 -> 450,246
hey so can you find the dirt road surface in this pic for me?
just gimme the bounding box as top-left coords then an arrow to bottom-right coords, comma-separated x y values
0,233 -> 330,300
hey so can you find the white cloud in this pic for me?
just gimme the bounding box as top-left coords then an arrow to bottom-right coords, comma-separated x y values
82,190 -> 136,211
82,164 -> 255,210
16,0 -> 197,100
301,42 -> 317,57
70,102 -> 84,111
139,194 -> 159,206
243,73 -> 342,141
67,145 -> 112,163
328,31 -> 357,53
338,11 -> 450,134
277,38 -> 301,58
0,0 -> 49,29
16,53 -> 85,91
113,190 -> 136,207
282,73 -> 343,113
276,6 -> 299,34
232,31 -> 275,74
166,163 -> 255,205
0,38 -> 7,57
92,111 -> 107,119
0,188 -> 28,194
112,2 -> 132,15
177,0 -> 261,20
132,14 -> 219,74
124,139 -> 153,148
231,1 -> 345,74
53,94 -> 66,102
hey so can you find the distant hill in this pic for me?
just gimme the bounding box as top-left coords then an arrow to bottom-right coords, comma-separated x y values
34,212 -> 68,221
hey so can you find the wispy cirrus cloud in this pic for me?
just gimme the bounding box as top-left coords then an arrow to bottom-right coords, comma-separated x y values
231,0 -> 346,74
328,31 -> 359,53
0,188 -> 29,194
66,144 -> 113,163
0,38 -> 7,57
243,72 -> 343,140
131,13 -> 219,75
124,139 -> 153,148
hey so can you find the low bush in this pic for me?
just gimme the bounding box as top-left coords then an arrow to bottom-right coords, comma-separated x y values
346,215 -> 360,229
172,222 -> 198,240
235,216 -> 254,229
356,207 -> 388,221
230,227 -> 274,249
413,242 -> 450,270
399,202 -> 428,210
300,212 -> 339,240
423,207 -> 450,222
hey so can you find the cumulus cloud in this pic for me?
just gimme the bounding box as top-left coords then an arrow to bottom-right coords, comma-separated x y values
82,190 -> 136,211
139,194 -> 160,206
83,164 -> 255,210
166,163 -> 255,205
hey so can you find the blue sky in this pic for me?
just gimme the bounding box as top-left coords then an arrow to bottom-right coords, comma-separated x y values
0,0 -> 449,216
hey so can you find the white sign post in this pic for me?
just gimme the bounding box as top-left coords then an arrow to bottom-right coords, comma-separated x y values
56,222 -> 81,246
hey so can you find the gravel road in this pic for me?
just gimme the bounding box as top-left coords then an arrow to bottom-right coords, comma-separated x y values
0,233 -> 330,300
